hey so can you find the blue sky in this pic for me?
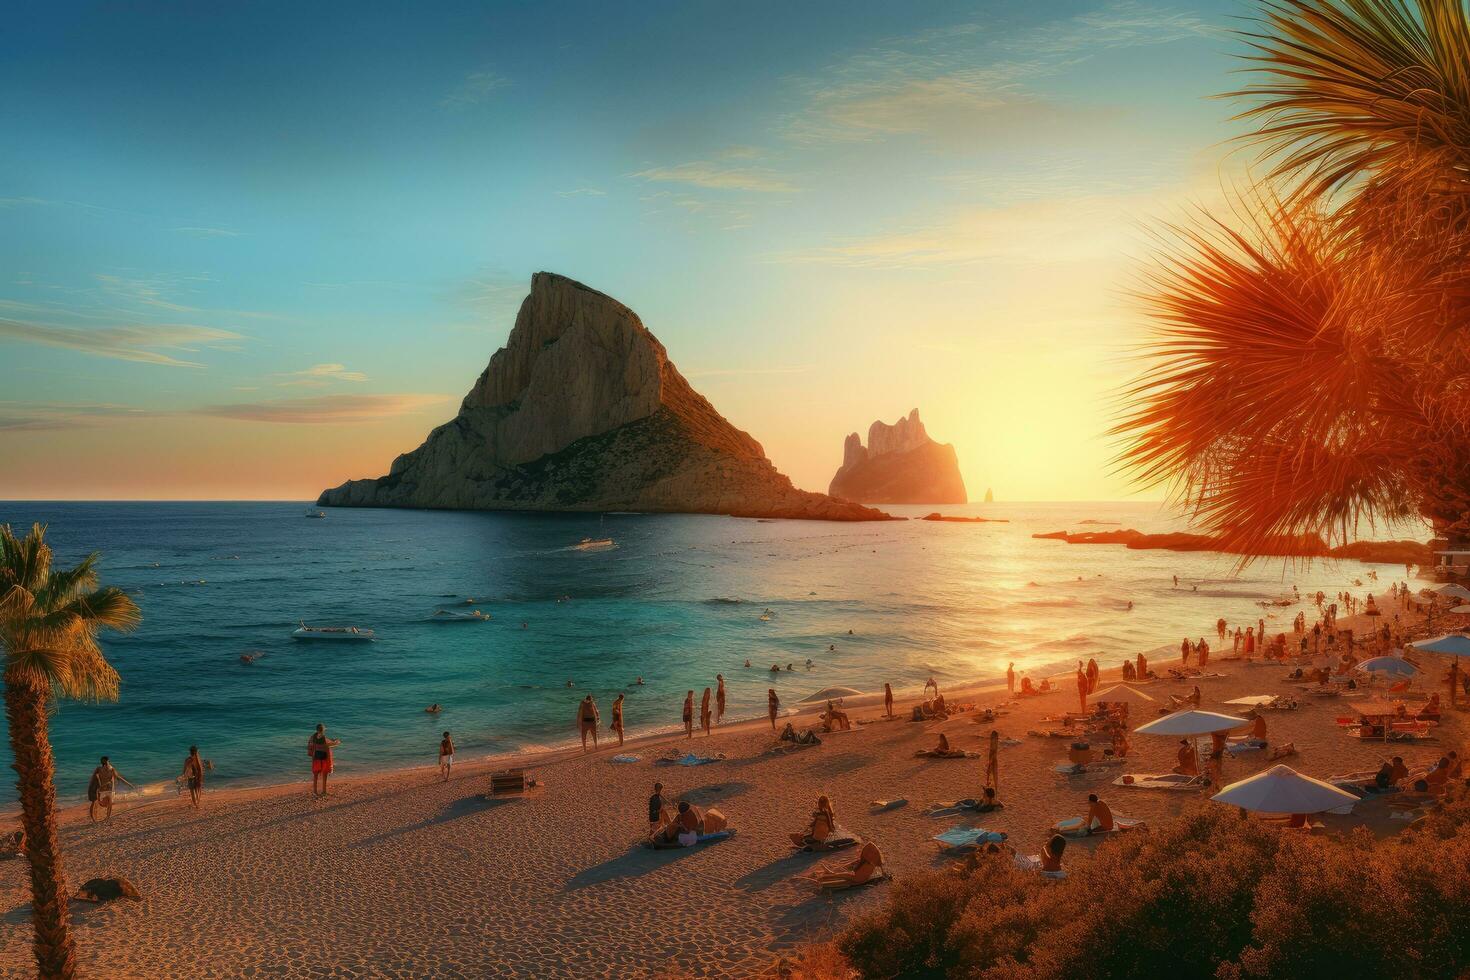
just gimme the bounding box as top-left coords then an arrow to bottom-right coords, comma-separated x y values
0,0 -> 1248,499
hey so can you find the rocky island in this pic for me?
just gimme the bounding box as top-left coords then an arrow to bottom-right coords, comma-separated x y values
827,409 -> 966,504
318,273 -> 890,521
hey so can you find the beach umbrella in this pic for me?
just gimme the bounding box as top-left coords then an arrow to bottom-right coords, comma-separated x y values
1134,710 -> 1248,737
1450,604 -> 1470,614
1210,764 -> 1358,815
1224,695 -> 1276,707
1410,634 -> 1470,657
1429,584 -> 1470,601
1356,656 -> 1420,677
1092,684 -> 1155,706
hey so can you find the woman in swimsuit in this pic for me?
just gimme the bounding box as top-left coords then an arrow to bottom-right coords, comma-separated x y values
439,731 -> 455,781
308,724 -> 341,797
611,694 -> 625,747
1040,834 -> 1066,873
182,746 -> 204,809
798,841 -> 884,888
715,674 -> 726,725
700,688 -> 713,737
790,795 -> 837,848
578,695 -> 600,751
768,689 -> 780,730
683,691 -> 694,739
884,682 -> 894,718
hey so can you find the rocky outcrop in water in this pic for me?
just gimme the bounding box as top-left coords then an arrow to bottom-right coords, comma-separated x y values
318,273 -> 890,521
828,409 -> 967,504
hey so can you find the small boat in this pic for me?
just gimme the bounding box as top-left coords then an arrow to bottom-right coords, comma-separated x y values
304,507 -> 327,519
430,609 -> 489,623
292,623 -> 374,642
573,537 -> 615,551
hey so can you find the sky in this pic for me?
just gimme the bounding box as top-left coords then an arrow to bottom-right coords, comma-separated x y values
0,0 -> 1252,501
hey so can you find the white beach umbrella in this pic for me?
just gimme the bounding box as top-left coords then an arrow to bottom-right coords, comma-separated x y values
1429,584 -> 1470,601
1450,604 -> 1470,614
1210,764 -> 1359,814
1093,684 -> 1155,706
799,686 -> 865,703
1356,656 -> 1420,677
1410,634 -> 1470,658
1224,695 -> 1276,707
1134,710 -> 1248,737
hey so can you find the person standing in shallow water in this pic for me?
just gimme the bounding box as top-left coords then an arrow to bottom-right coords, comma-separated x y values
700,687 -> 713,736
182,746 -> 204,809
1006,663 -> 1015,694
438,731 -> 455,781
611,693 -> 625,747
768,688 -> 780,729
683,691 -> 695,738
715,674 -> 726,725
308,724 -> 340,797
578,695 -> 600,751
884,682 -> 894,718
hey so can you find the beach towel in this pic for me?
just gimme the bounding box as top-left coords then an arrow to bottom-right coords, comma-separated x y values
610,754 -> 641,763
1051,816 -> 1145,837
646,829 -> 737,850
1224,739 -> 1266,755
932,827 -> 1008,850
658,753 -> 726,766
1113,773 -> 1207,791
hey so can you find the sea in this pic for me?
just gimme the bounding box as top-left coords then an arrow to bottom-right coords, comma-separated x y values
0,501 -> 1419,807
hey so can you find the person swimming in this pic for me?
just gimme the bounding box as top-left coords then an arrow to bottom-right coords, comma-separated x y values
425,704 -> 442,714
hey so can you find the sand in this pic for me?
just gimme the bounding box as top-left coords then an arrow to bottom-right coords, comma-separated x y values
1,587 -> 1463,978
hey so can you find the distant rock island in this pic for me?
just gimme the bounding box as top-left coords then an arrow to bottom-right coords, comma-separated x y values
828,409 -> 966,504
1034,529 -> 1432,565
318,273 -> 890,521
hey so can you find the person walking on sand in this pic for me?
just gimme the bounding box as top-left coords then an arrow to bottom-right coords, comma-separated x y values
307,724 -> 340,797
1006,662 -> 1015,695
1180,637 -> 1191,666
182,746 -> 205,809
611,693 -> 625,747
1136,651 -> 1147,680
768,688 -> 780,729
88,756 -> 134,823
716,674 -> 727,725
884,682 -> 894,718
578,695 -> 600,751
683,690 -> 695,738
438,731 -> 455,781
700,687 -> 713,737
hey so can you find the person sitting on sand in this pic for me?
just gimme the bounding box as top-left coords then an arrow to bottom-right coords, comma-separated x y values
1040,834 -> 1066,873
1081,794 -> 1114,834
1110,725 -> 1130,759
438,731 -> 454,781
1020,675 -> 1036,696
975,786 -> 1002,812
824,699 -> 852,731
1425,757 -> 1452,794
578,695 -> 600,751
1039,678 -> 1053,693
611,694 -> 625,747
790,795 -> 837,848
1389,756 -> 1410,787
1173,739 -> 1198,777
797,841 -> 884,889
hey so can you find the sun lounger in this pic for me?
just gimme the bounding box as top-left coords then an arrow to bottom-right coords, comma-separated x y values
1113,772 -> 1207,791
646,829 -> 738,850
1051,816 -> 1146,837
932,827 -> 1008,851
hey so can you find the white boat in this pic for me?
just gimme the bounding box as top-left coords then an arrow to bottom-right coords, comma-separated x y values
573,537 -> 615,551
305,507 -> 327,519
430,609 -> 489,623
292,623 -> 374,642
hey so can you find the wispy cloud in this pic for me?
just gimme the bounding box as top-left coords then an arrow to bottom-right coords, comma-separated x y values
684,365 -> 814,378
782,1 -> 1214,144
275,362 -> 370,386
555,187 -> 607,198
0,402 -> 160,432
442,69 -> 509,108
630,162 -> 797,193
173,226 -> 241,238
0,319 -> 244,367
195,394 -> 450,424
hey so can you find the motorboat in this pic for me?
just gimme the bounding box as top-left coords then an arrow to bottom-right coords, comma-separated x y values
573,537 -> 615,551
305,507 -> 327,519
430,609 -> 489,623
291,623 -> 374,642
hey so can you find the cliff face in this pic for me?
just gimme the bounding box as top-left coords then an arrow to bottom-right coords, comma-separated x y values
828,409 -> 967,504
318,273 -> 890,521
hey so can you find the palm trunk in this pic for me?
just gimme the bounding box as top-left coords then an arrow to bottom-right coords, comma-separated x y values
5,678 -> 77,979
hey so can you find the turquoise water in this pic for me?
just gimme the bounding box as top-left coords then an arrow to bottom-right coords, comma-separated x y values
0,501 -> 1409,805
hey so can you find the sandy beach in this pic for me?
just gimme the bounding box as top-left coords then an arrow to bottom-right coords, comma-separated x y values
1,589 -> 1462,978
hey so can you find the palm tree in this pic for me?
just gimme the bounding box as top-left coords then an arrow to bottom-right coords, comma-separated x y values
1116,0 -> 1470,556
0,524 -> 139,979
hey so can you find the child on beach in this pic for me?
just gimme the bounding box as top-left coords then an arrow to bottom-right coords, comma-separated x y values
439,731 -> 454,781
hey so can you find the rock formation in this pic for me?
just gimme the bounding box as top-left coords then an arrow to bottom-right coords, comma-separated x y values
318,273 -> 890,521
827,409 -> 967,504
